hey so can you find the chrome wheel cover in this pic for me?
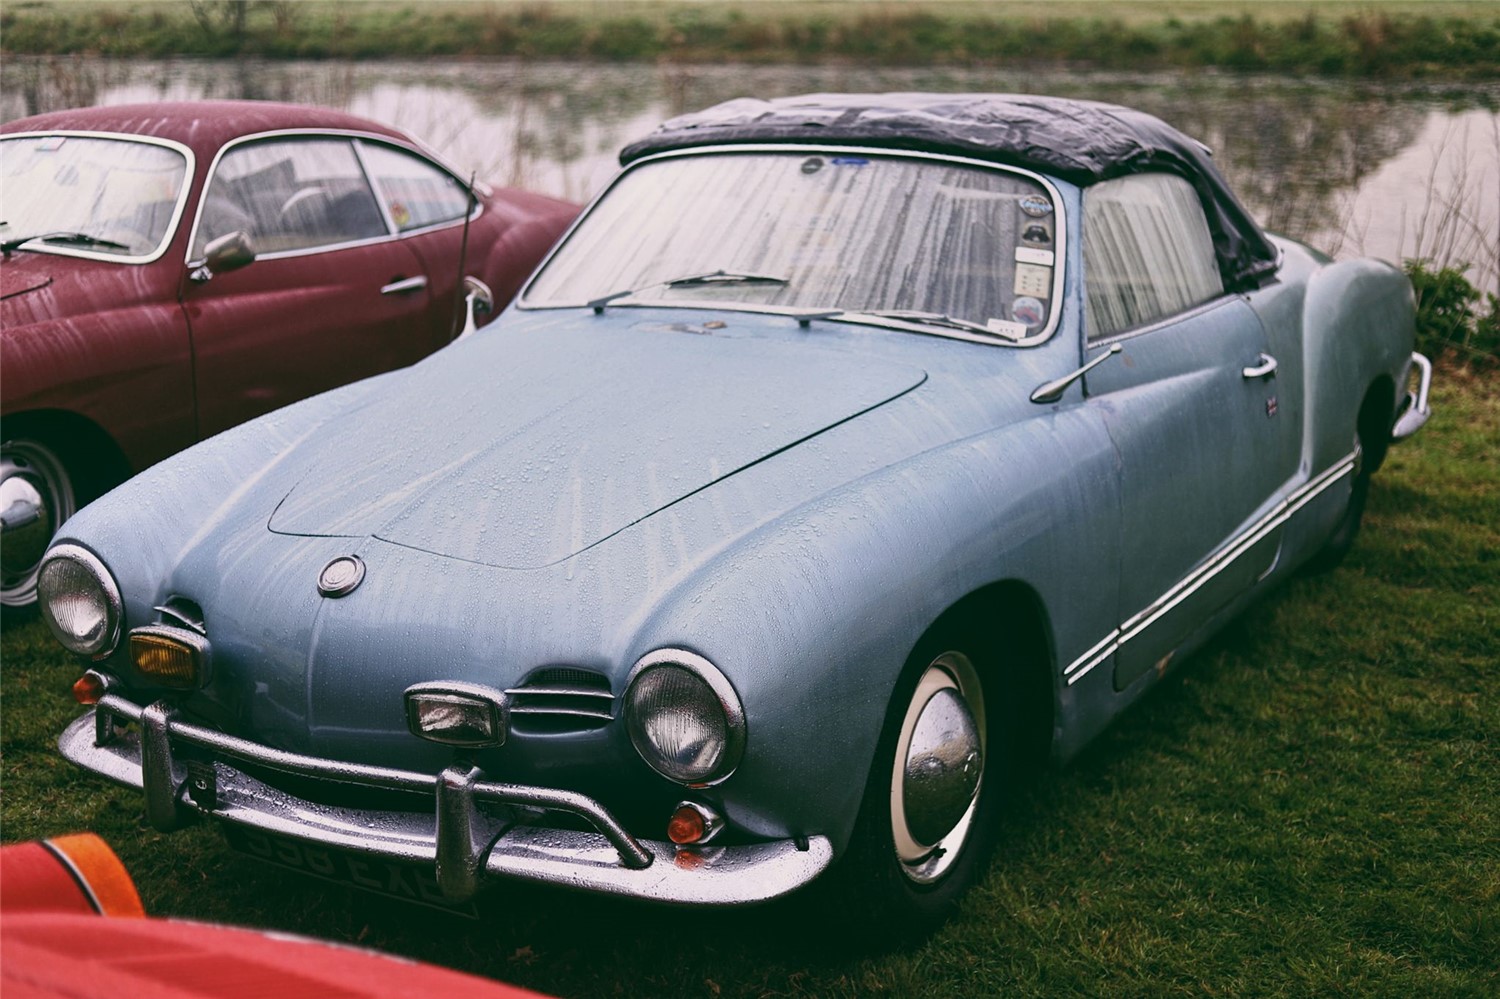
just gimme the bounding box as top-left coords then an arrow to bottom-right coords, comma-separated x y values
0,440 -> 76,607
889,650 -> 986,884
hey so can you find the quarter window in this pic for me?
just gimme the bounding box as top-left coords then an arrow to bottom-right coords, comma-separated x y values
193,138 -> 387,257
1083,173 -> 1222,340
358,142 -> 471,232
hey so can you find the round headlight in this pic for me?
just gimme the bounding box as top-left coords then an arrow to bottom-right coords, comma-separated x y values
624,650 -> 745,786
37,544 -> 122,658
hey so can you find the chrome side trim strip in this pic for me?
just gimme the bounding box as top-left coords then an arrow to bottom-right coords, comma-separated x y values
1064,451 -> 1357,686
1061,628 -> 1120,684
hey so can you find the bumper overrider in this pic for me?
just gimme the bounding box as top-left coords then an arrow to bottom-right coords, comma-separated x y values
1391,351 -> 1434,441
59,692 -> 832,906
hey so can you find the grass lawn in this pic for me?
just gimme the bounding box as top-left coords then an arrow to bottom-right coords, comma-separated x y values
1,366 -> 1496,996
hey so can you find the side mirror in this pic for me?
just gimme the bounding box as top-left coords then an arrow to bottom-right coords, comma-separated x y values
190,231 -> 256,282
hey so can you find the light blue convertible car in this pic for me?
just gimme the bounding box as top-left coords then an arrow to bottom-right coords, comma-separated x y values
45,94 -> 1431,929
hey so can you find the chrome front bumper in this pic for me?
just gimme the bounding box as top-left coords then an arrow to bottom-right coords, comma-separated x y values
59,695 -> 832,906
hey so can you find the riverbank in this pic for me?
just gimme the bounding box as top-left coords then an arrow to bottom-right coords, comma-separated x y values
3,1 -> 1498,79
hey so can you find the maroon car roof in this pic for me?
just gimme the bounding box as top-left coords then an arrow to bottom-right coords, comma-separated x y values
0,101 -> 410,153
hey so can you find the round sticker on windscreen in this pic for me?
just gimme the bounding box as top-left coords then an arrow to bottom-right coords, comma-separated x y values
1019,194 -> 1053,217
801,157 -> 825,175
1012,296 -> 1046,327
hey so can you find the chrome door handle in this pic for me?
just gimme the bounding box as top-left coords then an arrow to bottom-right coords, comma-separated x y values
380,275 -> 428,295
1242,353 -> 1278,379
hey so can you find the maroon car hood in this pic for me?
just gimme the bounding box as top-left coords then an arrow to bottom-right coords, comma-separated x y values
0,255 -> 168,325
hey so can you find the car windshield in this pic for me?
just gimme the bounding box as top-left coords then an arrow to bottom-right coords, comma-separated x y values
0,135 -> 189,260
524,151 -> 1061,337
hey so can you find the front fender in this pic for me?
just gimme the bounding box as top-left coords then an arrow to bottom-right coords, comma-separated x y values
626,404 -> 1121,850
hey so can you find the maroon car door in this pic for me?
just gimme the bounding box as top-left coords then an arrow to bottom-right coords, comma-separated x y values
182,136 -> 449,440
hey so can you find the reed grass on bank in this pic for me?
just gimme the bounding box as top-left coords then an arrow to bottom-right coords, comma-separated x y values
2,1 -> 1498,78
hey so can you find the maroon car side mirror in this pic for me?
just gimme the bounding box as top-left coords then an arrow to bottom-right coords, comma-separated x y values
191,231 -> 256,282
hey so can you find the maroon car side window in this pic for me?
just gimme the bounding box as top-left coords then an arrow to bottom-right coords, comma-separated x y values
193,138 -> 388,258
358,142 -> 471,233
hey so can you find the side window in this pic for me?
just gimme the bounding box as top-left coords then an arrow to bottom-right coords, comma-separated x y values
1083,173 -> 1223,341
357,142 -> 471,233
193,138 -> 388,257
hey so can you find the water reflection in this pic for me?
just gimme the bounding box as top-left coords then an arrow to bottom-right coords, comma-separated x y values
3,56 -> 1496,291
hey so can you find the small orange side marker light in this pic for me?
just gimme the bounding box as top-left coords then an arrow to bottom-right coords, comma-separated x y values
72,673 -> 105,705
667,805 -> 706,845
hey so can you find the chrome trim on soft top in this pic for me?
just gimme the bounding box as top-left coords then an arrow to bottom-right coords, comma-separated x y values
60,694 -> 832,905
516,143 -> 1070,347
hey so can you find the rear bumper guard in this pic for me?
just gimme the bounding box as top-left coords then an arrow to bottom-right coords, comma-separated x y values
59,695 -> 831,906
1391,351 -> 1433,441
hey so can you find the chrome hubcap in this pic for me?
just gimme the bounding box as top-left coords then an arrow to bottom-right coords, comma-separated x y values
890,650 -> 985,884
0,442 -> 75,607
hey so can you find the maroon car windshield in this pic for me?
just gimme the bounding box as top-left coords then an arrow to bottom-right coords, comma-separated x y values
0,135 -> 189,262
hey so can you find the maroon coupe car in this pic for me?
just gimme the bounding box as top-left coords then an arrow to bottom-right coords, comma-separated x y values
0,102 -> 578,609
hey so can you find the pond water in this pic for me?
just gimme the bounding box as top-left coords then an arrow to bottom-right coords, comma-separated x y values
4,56 -> 1497,292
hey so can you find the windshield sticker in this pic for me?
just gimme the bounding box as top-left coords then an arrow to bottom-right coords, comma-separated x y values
37,136 -> 66,152
800,157 -> 824,175
1021,221 -> 1052,246
1019,194 -> 1053,217
1016,247 -> 1055,266
1014,262 -> 1052,300
1012,296 -> 1047,327
987,318 -> 1031,338
831,156 -> 869,166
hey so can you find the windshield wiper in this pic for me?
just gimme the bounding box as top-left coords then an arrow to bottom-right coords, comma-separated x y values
1,231 -> 133,258
587,270 -> 789,312
848,309 -> 1028,341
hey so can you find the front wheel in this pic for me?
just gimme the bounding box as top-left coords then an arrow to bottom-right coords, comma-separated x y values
1,438 -> 78,610
820,637 -> 1007,938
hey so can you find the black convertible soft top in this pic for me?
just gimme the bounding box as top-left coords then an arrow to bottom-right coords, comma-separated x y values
620,93 -> 1279,291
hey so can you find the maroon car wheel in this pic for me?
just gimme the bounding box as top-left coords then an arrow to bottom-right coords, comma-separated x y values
0,438 -> 76,609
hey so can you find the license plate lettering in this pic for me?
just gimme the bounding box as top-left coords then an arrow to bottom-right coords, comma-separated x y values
225,828 -> 478,916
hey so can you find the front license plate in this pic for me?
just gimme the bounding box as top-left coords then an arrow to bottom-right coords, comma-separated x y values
223,827 -> 479,918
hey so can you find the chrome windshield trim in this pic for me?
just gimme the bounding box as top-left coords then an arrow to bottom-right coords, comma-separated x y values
1063,450 -> 1359,686
517,143 -> 1069,347
181,128 -> 482,268
60,696 -> 833,905
0,131 -> 196,265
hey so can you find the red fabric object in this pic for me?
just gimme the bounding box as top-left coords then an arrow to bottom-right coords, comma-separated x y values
0,835 -> 144,917
2,912 -> 551,999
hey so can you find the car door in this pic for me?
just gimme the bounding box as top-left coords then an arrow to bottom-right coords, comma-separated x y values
1079,173 -> 1299,691
182,135 -> 448,440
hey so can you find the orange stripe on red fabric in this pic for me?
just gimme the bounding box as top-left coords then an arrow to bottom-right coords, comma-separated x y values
45,833 -> 146,918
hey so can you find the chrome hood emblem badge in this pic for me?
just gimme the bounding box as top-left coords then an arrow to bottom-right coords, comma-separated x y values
317,555 -> 365,598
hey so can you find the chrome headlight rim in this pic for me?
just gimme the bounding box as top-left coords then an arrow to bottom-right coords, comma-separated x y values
37,542 -> 123,659
624,648 -> 746,787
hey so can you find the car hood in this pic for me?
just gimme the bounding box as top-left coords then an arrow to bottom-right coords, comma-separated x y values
268,311 -> 926,568
0,253 -> 168,323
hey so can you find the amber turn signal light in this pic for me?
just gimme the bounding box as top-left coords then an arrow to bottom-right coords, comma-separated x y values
129,626 -> 209,689
667,801 -> 724,845
72,671 -> 107,705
